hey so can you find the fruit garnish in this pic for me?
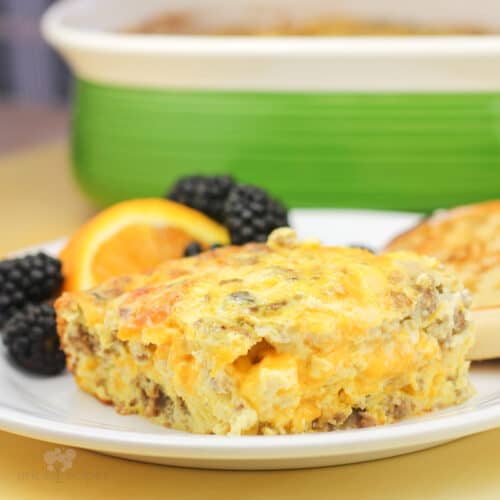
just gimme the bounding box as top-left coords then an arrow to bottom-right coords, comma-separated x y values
349,244 -> 375,253
166,175 -> 290,244
0,253 -> 63,326
224,185 -> 288,244
183,241 -> 203,257
60,198 -> 229,291
167,175 -> 235,223
3,304 -> 66,375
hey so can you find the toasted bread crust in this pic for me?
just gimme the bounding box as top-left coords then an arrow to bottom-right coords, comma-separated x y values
386,200 -> 500,360
386,200 -> 500,309
387,200 -> 500,248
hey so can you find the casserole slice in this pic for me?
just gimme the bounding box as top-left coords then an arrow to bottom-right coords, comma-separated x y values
56,228 -> 474,435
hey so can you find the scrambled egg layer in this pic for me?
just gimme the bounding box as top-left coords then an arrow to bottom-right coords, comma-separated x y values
56,228 -> 474,435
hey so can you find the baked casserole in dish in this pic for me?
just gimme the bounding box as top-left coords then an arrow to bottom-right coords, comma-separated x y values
42,0 -> 500,211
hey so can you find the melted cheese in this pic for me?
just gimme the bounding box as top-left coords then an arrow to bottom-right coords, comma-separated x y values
58,228 -> 474,434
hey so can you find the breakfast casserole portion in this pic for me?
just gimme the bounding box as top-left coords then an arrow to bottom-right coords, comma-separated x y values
56,228 -> 474,435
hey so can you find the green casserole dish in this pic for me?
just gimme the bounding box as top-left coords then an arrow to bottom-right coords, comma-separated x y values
43,0 -> 500,210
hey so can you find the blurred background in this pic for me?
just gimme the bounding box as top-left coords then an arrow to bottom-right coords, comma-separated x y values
1,0 -> 498,212
0,0 -> 70,153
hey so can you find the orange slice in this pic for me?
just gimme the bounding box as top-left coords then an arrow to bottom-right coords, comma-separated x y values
60,198 -> 229,291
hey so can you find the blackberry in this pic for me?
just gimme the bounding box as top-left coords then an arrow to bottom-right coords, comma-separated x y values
2,304 -> 66,375
224,185 -> 289,245
0,253 -> 63,326
184,242 -> 225,257
167,175 -> 235,223
349,244 -> 375,253
184,242 -> 203,257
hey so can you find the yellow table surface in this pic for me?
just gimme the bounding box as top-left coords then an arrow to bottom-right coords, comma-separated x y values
0,143 -> 499,500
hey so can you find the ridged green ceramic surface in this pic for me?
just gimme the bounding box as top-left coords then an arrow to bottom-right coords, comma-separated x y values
73,80 -> 500,211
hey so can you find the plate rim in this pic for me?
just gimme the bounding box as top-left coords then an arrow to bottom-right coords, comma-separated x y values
0,392 -> 499,459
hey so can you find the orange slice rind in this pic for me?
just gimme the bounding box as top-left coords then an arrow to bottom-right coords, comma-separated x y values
60,198 -> 229,291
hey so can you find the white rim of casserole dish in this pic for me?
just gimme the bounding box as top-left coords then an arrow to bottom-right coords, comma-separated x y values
42,2 -> 500,93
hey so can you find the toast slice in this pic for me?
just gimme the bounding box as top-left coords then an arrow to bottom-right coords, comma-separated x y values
385,200 -> 500,360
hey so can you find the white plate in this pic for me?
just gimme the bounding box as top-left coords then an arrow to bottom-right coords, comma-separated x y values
1,209 -> 499,470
